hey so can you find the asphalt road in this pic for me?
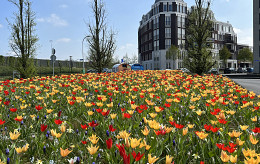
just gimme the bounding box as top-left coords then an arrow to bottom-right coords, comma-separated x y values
231,79 -> 260,95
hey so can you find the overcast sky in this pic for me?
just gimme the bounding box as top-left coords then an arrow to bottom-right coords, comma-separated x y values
0,0 -> 253,61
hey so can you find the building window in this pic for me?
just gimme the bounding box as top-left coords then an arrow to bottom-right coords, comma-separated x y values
165,16 -> 171,27
164,5 -> 167,12
169,4 -> 172,11
165,28 -> 171,38
180,5 -> 183,13
165,39 -> 171,49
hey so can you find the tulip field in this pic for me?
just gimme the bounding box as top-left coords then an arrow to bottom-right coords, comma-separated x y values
0,70 -> 259,164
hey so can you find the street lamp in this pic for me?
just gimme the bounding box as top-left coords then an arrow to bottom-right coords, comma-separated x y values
82,35 -> 91,74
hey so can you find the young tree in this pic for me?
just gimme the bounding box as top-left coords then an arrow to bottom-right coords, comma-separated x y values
237,48 -> 253,63
219,46 -> 231,68
86,0 -> 116,73
130,54 -> 138,64
123,53 -> 130,64
166,45 -> 179,69
7,0 -> 38,78
184,0 -> 215,75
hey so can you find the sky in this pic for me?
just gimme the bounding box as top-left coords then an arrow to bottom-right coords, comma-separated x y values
0,0 -> 253,61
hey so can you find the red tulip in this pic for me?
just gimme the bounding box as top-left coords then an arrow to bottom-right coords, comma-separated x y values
123,113 -> 132,118
10,108 -> 18,112
0,119 -> 5,125
106,138 -> 113,149
35,105 -> 43,111
54,119 -> 63,125
81,141 -> 87,144
132,151 -> 144,161
88,121 -> 99,127
109,125 -> 116,132
81,124 -> 88,129
41,124 -> 48,132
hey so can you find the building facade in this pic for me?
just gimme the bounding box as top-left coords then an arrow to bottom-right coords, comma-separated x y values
138,0 -> 188,70
138,0 -> 238,70
211,19 -> 238,69
253,0 -> 260,73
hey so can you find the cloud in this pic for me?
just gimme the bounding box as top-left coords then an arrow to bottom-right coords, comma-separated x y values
235,27 -> 253,46
119,43 -> 134,50
56,38 -> 71,43
0,24 -> 3,28
233,28 -> 241,34
59,4 -> 68,8
37,14 -> 68,27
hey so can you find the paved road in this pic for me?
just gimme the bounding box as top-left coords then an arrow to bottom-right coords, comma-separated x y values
231,79 -> 260,95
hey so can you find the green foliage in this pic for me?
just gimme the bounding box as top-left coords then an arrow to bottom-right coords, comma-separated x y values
184,0 -> 215,75
219,46 -> 231,68
7,0 -> 38,78
166,45 -> 179,60
0,55 -> 4,65
237,48 -> 253,63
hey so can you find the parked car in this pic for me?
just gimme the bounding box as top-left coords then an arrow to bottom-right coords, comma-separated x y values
177,68 -> 190,73
208,68 -> 219,74
237,67 -> 247,73
86,69 -> 98,73
247,67 -> 254,73
224,68 -> 236,74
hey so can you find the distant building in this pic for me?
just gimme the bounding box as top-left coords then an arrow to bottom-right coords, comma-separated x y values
138,0 -> 243,70
253,0 -> 260,73
138,0 -> 188,70
236,44 -> 253,68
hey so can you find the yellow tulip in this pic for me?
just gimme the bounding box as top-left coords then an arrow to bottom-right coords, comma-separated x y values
236,138 -> 245,146
251,116 -> 257,122
88,134 -> 99,144
15,147 -> 23,154
46,109 -> 53,114
60,148 -> 72,157
87,111 -> 94,116
60,125 -> 66,133
125,137 -> 130,148
182,127 -> 188,136
249,135 -> 259,145
165,127 -> 173,133
116,130 -> 131,139
87,144 -> 99,155
10,130 -> 21,140
130,138 -> 142,149
110,113 -> 117,119
230,155 -> 237,163
141,126 -> 150,136
240,125 -> 249,131
149,113 -> 157,118
228,130 -> 242,138
148,154 -> 159,164
220,150 -> 230,162
166,155 -> 173,164
187,124 -> 195,129
195,131 -> 208,140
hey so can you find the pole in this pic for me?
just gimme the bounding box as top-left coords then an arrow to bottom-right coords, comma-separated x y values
82,35 -> 90,74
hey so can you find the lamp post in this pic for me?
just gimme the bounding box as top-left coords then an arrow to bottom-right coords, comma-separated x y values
82,35 -> 90,74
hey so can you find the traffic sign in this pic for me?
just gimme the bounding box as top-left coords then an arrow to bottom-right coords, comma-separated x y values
52,48 -> 56,55
50,55 -> 56,63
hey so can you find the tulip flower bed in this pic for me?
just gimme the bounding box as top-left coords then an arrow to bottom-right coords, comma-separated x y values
0,70 -> 259,164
